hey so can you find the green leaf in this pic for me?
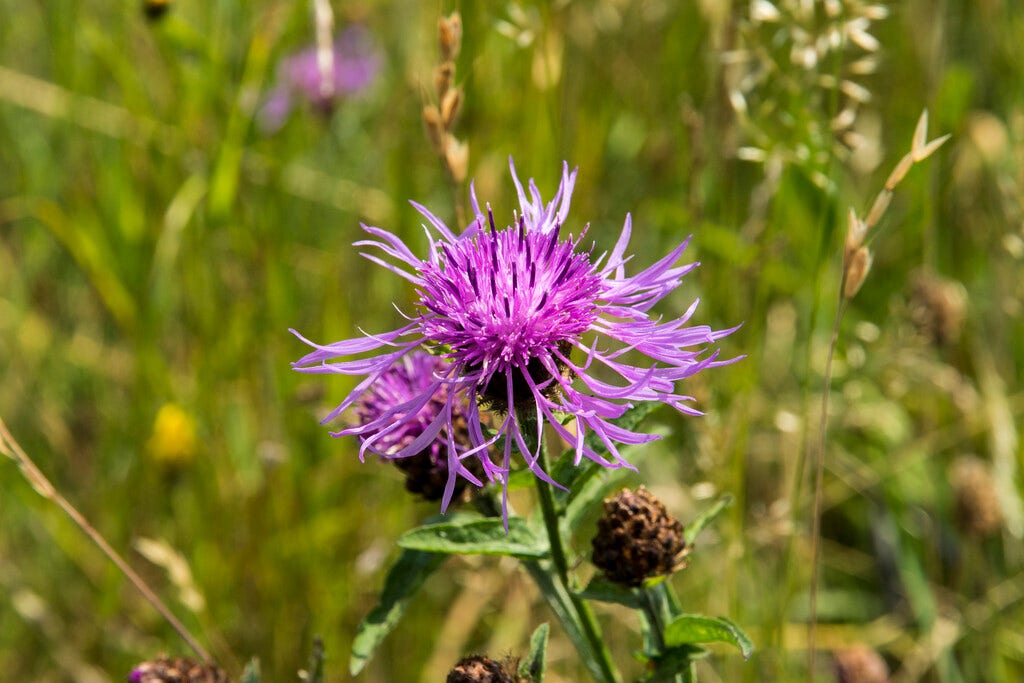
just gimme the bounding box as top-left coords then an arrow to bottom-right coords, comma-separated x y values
349,549 -> 447,675
576,576 -> 643,609
519,623 -> 550,682
684,495 -> 734,545
239,659 -> 261,683
397,516 -> 548,559
663,614 -> 754,659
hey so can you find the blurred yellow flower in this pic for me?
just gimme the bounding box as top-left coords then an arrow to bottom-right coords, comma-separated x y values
147,403 -> 197,466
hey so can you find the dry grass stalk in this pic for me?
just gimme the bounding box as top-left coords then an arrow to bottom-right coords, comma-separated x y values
310,0 -> 336,101
808,110 -> 949,682
0,416 -> 213,663
423,12 -> 468,186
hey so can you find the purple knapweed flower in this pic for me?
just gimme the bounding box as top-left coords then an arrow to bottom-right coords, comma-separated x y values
258,25 -> 381,132
355,351 -> 482,502
292,160 -> 736,516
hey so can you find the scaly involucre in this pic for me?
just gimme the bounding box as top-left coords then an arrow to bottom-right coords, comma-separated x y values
292,159 -> 736,515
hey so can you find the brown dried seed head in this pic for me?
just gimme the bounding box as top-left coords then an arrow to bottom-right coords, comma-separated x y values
129,656 -> 228,683
446,655 -> 516,683
834,645 -> 890,683
908,271 -> 967,347
438,12 -> 462,62
591,486 -> 687,587
950,456 -> 1003,538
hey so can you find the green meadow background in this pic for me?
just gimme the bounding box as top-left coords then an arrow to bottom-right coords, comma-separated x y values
1,1 -> 1022,681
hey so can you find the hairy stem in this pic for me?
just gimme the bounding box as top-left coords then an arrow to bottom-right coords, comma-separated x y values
520,408 -> 621,683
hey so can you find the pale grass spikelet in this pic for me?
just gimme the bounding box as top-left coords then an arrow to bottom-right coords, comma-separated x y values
842,111 -> 949,300
727,0 -> 890,184
843,247 -> 873,299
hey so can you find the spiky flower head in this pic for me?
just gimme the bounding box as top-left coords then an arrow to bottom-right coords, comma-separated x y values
292,160 -> 736,517
355,351 -> 481,502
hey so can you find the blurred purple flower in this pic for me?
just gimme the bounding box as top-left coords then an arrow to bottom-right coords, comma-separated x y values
292,160 -> 736,516
355,350 -> 482,502
259,25 -> 380,132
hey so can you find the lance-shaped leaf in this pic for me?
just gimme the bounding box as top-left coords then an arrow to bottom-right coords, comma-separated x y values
350,549 -> 447,675
518,623 -> 550,682
239,659 -> 261,683
576,576 -> 644,610
663,614 -> 754,659
397,516 -> 548,559
684,494 -> 733,545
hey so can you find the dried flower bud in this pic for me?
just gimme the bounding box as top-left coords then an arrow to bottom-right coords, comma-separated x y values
446,655 -> 516,683
834,645 -> 890,683
438,12 -> 462,62
843,247 -> 873,299
591,487 -> 687,587
908,271 -> 967,347
128,656 -> 228,683
950,456 -> 1003,538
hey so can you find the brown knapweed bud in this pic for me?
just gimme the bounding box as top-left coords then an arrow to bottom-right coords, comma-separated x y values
950,456 -> 1003,538
128,656 -> 228,683
447,655 -> 517,683
591,487 -> 688,587
834,645 -> 890,683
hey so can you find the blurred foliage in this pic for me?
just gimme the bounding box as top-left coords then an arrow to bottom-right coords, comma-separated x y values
1,0 -> 1022,681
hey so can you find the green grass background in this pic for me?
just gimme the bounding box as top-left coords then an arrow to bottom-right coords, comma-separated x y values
1,1 -> 1022,681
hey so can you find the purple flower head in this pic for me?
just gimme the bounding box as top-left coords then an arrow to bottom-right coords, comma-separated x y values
259,25 -> 381,132
292,160 -> 737,518
355,351 -> 482,502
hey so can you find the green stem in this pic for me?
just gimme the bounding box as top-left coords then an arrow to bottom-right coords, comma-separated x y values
643,584 -> 687,683
807,292 -> 847,682
472,488 -> 617,683
520,408 -> 621,683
